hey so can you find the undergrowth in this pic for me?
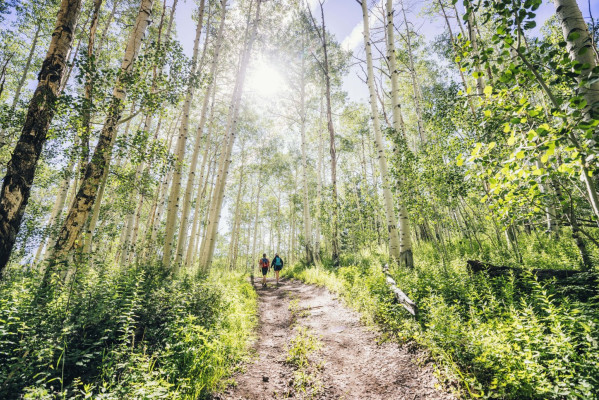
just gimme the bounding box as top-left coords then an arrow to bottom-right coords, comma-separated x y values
0,263 -> 257,399
283,235 -> 599,399
286,298 -> 323,398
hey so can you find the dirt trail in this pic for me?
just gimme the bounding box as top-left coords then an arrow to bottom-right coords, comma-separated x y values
217,277 -> 453,400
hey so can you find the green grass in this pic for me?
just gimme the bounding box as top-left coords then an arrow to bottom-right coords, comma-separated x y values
0,264 -> 258,399
283,236 -> 599,399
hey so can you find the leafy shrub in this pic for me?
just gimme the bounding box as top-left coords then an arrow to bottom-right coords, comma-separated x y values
284,238 -> 599,399
0,265 -> 257,399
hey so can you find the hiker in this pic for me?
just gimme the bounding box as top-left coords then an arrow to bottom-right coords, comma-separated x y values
259,253 -> 270,287
272,253 -> 284,284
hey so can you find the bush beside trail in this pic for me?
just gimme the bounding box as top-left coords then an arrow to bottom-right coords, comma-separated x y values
284,239 -> 599,399
0,265 -> 257,399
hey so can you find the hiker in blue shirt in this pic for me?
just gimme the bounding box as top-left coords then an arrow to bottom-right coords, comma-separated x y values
271,253 -> 284,285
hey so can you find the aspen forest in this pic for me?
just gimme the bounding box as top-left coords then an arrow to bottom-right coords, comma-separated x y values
0,0 -> 599,398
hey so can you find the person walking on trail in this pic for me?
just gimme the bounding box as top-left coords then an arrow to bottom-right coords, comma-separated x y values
259,253 -> 270,287
272,253 -> 284,285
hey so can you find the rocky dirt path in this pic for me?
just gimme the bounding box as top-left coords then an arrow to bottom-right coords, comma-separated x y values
217,277 -> 454,400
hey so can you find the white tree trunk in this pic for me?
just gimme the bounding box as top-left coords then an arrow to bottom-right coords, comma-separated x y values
52,0 -> 154,261
198,0 -> 262,272
554,0 -> 599,120
12,23 -> 41,110
399,0 -> 425,142
362,0 -> 402,263
174,2 -> 227,269
162,0 -> 206,268
385,0 -> 414,268
314,96 -> 324,261
228,154 -> 246,269
299,40 -> 314,264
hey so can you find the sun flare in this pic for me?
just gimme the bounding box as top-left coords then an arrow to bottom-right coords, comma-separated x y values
247,61 -> 286,98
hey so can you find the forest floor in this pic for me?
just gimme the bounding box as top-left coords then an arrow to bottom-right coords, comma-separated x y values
216,277 -> 454,400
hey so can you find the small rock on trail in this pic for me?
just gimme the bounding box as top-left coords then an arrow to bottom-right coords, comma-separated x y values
218,278 -> 454,400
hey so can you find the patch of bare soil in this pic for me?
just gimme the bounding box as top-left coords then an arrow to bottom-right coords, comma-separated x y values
216,277 -> 454,400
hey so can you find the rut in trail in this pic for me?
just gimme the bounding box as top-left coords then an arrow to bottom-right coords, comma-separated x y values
217,277 -> 454,400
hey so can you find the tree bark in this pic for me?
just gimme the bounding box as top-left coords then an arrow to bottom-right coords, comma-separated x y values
12,23 -> 42,110
437,0 -> 476,116
399,0 -> 425,142
162,0 -> 206,268
386,0 -> 414,268
185,92 -> 218,267
314,96 -> 324,261
198,0 -> 262,272
554,0 -> 599,120
0,0 -> 82,274
299,35 -> 314,264
77,0 -> 104,191
362,0 -> 403,263
51,0 -> 154,263
228,151 -> 246,270
174,1 -> 227,269
308,1 -> 339,266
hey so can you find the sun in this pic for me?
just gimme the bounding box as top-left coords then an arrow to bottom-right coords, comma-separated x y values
247,60 -> 286,98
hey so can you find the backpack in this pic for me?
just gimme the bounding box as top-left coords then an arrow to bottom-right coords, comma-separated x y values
274,256 -> 282,266
261,258 -> 269,268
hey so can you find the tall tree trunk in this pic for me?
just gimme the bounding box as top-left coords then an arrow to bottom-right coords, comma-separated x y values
322,12 -> 339,265
362,0 -> 403,263
535,158 -> 559,236
196,152 -> 219,261
34,161 -> 76,264
466,9 -> 485,97
12,23 -> 42,110
299,38 -> 314,264
146,112 -> 181,255
51,0 -> 154,264
314,96 -> 324,261
97,0 -> 120,54
437,0 -> 476,116
162,0 -> 206,268
185,100 -> 218,267
0,0 -> 82,274
174,1 -> 227,269
250,157 -> 264,271
399,0 -> 425,142
198,0 -> 262,272
554,0 -> 599,120
185,145 -> 214,267
78,0 -> 104,191
385,0 -> 414,268
228,152 -> 246,270
309,1 -> 339,266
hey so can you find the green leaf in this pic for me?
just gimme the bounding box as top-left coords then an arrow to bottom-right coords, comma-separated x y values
541,153 -> 549,163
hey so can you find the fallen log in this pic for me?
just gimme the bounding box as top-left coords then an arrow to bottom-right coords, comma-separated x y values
383,264 -> 417,316
467,260 -> 582,280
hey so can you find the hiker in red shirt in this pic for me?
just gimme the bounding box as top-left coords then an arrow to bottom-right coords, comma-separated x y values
258,253 -> 270,287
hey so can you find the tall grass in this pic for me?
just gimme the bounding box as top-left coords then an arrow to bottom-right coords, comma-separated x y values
284,236 -> 599,399
0,264 -> 257,399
